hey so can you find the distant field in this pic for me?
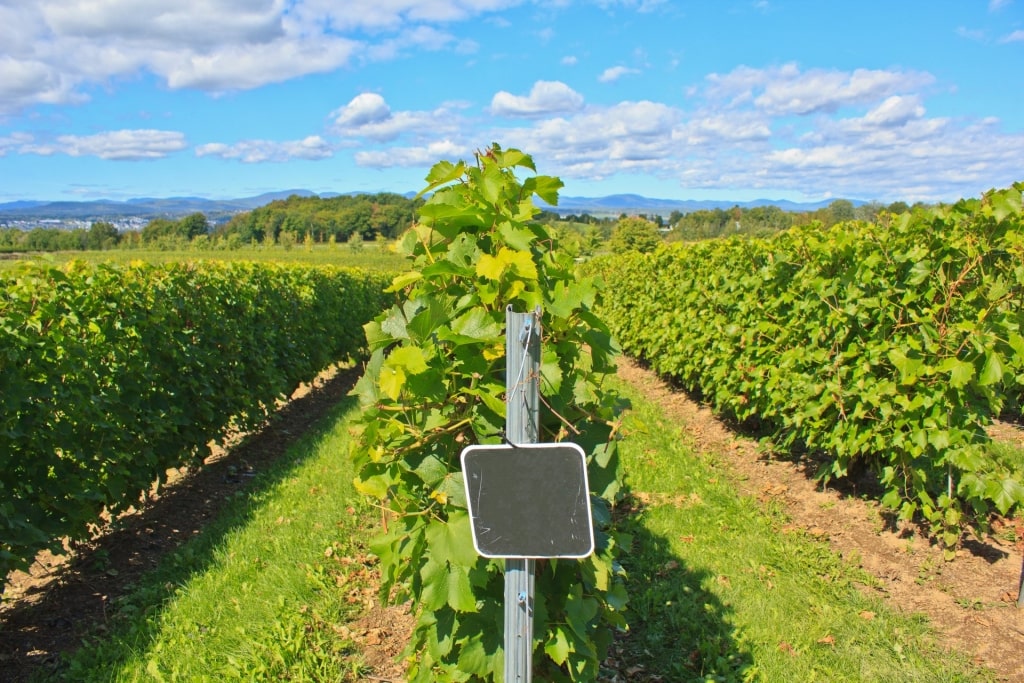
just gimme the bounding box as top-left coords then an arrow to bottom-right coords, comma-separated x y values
0,243 -> 410,272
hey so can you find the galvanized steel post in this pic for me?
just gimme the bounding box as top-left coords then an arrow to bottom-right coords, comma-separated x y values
504,305 -> 541,682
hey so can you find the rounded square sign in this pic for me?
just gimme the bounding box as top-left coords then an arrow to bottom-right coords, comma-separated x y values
460,443 -> 594,559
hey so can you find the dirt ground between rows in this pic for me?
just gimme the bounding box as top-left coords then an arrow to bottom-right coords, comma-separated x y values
616,357 -> 1024,682
3,358 -> 1024,681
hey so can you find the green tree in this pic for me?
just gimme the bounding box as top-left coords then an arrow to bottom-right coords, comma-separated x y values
610,216 -> 661,253
141,218 -> 178,244
87,221 -> 119,250
828,199 -> 856,224
179,213 -> 210,240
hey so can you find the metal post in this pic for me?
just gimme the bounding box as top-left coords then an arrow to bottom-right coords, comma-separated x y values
505,305 -> 540,682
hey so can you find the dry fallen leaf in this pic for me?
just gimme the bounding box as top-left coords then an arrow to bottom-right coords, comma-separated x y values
817,634 -> 836,647
859,610 -> 876,620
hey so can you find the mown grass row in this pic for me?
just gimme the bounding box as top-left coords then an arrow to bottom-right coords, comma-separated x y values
45,375 -> 990,682
0,242 -> 410,273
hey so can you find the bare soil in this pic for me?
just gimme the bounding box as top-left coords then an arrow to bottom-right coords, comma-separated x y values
4,358 -> 1024,681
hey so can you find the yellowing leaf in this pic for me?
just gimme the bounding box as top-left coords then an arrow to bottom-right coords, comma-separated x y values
475,246 -> 538,281
379,365 -> 406,401
475,253 -> 504,281
386,345 -> 429,375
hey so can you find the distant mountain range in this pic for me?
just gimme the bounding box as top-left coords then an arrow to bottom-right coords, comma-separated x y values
538,193 -> 854,215
0,189 -> 856,222
0,190 -> 329,222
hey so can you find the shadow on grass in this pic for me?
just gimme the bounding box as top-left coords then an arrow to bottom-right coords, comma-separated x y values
0,367 -> 360,683
609,495 -> 752,682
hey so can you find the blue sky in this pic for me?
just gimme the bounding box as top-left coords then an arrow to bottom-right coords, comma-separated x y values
1,0 -> 1021,204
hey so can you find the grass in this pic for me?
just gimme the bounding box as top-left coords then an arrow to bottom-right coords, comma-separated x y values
48,374 -> 994,682
51,398 -> 384,682
0,242 -> 410,272
989,439 -> 1024,475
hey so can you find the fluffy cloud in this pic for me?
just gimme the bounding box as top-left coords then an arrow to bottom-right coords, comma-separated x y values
290,0 -> 524,32
39,0 -> 285,50
861,95 -> 926,127
195,136 -> 333,163
354,139 -> 470,167
0,0 -> 521,111
598,66 -> 641,83
490,81 -> 584,117
334,93 -> 393,128
469,62 -> 1023,202
0,132 -> 34,156
705,63 -> 935,115
332,94 -> 462,142
23,129 -> 188,160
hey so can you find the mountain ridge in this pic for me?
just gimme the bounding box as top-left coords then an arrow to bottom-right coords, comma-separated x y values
0,190 -> 859,222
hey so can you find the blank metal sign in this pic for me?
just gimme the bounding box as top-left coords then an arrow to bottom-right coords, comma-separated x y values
460,443 -> 594,559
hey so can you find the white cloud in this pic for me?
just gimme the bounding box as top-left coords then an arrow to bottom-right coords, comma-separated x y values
706,63 -> 934,116
332,94 -> 461,142
757,67 -> 930,115
0,0 -> 523,112
23,129 -> 187,160
862,95 -> 926,127
39,0 -> 285,50
355,139 -> 470,168
464,61 -> 1024,202
989,0 -> 1012,10
676,112 -> 772,145
160,37 -> 359,91
195,136 -> 333,163
363,25 -> 477,62
598,66 -> 641,83
334,93 -> 392,128
490,81 -> 584,117
0,132 -> 34,156
561,55 -> 578,66
501,100 -> 681,180
999,29 -> 1024,43
291,0 -> 524,33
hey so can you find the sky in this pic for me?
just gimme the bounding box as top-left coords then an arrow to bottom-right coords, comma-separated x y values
1,1 -> 1022,205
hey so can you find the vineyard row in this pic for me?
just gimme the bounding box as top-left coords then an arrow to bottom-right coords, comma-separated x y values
587,183 -> 1024,554
0,260 -> 392,584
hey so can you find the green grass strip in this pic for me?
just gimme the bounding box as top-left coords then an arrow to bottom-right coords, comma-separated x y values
610,375 -> 991,682
54,399 -> 381,682
2,243 -> 410,273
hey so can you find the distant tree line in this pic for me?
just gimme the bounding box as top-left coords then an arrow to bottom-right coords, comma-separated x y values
0,193 -> 423,253
1,221 -> 122,253
215,193 -> 421,244
665,199 -> 922,242
1,193 -> 929,255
